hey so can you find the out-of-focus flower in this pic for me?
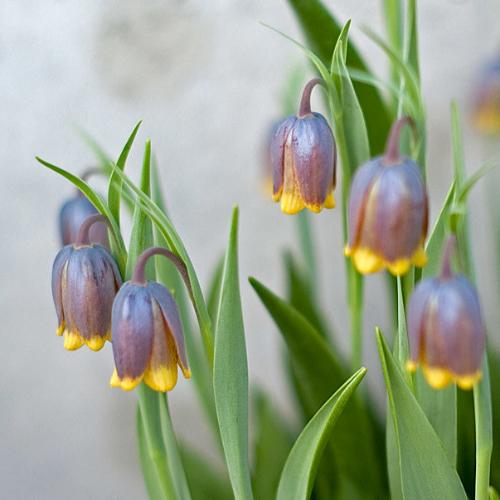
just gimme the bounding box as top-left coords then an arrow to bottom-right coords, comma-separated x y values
58,168 -> 108,247
473,58 -> 500,134
345,117 -> 428,276
270,78 -> 336,214
52,214 -> 122,351
407,237 -> 485,390
262,121 -> 280,198
110,248 -> 190,392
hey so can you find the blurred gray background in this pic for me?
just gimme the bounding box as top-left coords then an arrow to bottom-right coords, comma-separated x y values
2,1 -> 500,498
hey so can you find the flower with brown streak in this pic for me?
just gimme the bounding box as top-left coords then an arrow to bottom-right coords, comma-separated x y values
270,78 -> 336,214
407,237 -> 485,390
472,58 -> 500,134
58,169 -> 108,247
110,248 -> 191,392
345,117 -> 428,276
52,214 -> 122,351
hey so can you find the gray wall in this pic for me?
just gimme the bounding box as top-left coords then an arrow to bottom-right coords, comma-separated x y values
1,1 -> 499,498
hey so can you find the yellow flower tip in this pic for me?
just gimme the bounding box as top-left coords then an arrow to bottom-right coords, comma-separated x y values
474,109 -> 500,134
63,331 -> 85,351
181,367 -> 192,379
144,365 -> 178,392
85,333 -> 111,352
405,360 -> 418,373
411,245 -> 428,268
324,192 -> 335,209
386,258 -> 411,276
344,245 -> 352,257
351,247 -> 384,275
109,369 -> 142,391
280,190 -> 305,215
56,324 -> 65,336
423,365 -> 453,390
456,371 -> 482,390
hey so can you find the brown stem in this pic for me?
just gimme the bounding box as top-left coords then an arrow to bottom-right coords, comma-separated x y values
75,214 -> 109,245
440,235 -> 457,280
132,247 -> 193,300
384,116 -> 417,164
298,78 -> 323,117
76,167 -> 103,197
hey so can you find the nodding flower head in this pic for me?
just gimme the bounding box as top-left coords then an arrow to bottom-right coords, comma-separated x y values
270,78 -> 336,215
52,214 -> 122,351
110,248 -> 191,392
58,169 -> 108,248
407,237 -> 485,390
345,117 -> 428,276
473,58 -> 500,134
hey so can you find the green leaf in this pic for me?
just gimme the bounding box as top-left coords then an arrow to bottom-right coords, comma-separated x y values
109,164 -> 214,364
490,486 -> 500,500
249,278 -> 385,499
213,207 -> 253,500
36,156 -> 128,275
276,368 -> 367,500
107,121 -> 142,228
206,255 -> 225,324
180,445 -> 232,500
252,389 -> 294,500
284,252 -> 330,341
126,140 -> 154,280
488,348 -> 500,491
376,328 -> 468,500
286,0 -> 391,155
137,408 -> 165,500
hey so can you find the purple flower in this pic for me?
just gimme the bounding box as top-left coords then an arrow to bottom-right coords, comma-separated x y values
110,248 -> 190,392
52,215 -> 121,351
345,117 -> 428,276
270,78 -> 336,214
407,237 -> 485,390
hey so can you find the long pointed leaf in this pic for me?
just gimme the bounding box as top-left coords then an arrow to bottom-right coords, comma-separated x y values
213,207 -> 253,500
376,328 -> 468,500
276,368 -> 367,500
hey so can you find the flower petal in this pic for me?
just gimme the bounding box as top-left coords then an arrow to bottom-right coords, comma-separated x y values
51,245 -> 73,335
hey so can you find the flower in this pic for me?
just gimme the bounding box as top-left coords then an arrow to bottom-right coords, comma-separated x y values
58,169 -> 108,247
345,117 -> 428,276
472,58 -> 500,134
407,237 -> 485,390
52,214 -> 122,351
270,78 -> 336,214
110,248 -> 191,392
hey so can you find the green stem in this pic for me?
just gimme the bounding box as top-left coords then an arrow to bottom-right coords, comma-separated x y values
474,358 -> 493,500
137,385 -> 176,500
295,211 -> 318,299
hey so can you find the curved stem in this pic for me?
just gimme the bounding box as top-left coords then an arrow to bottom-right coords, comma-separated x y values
75,214 -> 109,245
298,78 -> 323,117
384,116 -> 417,164
76,167 -> 103,197
440,235 -> 456,280
132,247 -> 193,300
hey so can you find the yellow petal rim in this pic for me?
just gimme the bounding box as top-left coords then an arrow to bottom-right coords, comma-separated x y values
86,332 -> 111,352
277,190 -> 336,215
473,108 -> 500,135
406,360 -> 482,390
109,369 -> 142,391
345,244 -> 427,276
63,330 -> 85,351
60,328 -> 110,352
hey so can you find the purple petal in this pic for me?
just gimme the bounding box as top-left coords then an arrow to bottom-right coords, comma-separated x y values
290,113 -> 335,206
147,281 -> 189,373
51,245 -> 73,328
270,116 -> 297,197
111,283 -> 154,380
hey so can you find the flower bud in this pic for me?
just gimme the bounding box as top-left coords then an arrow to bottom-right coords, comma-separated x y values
51,214 -> 122,351
407,237 -> 485,390
345,117 -> 428,276
110,248 -> 191,392
59,193 -> 109,247
473,58 -> 500,134
270,78 -> 336,214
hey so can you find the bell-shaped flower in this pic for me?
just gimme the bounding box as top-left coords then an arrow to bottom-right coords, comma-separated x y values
110,248 -> 191,392
270,78 -> 336,214
473,58 -> 500,134
58,170 -> 108,247
407,237 -> 485,390
52,214 -> 122,351
345,117 -> 428,276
